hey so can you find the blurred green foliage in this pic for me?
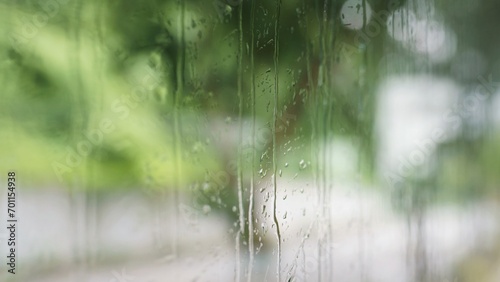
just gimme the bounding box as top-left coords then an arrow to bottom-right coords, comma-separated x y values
0,0 -> 377,191
0,0 -> 498,205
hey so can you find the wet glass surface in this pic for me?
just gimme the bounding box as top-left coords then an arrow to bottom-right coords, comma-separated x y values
0,0 -> 499,281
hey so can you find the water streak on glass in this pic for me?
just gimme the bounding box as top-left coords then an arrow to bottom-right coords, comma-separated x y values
1,1 -> 500,282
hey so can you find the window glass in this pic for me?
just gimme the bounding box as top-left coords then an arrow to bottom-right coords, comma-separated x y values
0,0 -> 499,281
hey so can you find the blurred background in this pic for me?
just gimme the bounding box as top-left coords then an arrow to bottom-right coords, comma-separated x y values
0,0 -> 499,281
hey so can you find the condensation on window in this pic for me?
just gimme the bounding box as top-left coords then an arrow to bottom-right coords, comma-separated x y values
0,0 -> 499,281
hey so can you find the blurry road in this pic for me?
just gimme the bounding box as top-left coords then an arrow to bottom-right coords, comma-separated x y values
0,181 -> 498,282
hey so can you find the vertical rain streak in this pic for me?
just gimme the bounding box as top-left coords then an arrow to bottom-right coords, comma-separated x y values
172,0 -> 186,259
247,0 -> 257,281
357,1 -> 369,281
67,0 -> 89,279
272,0 -> 283,281
303,0 -> 321,279
322,0 -> 332,280
326,2 -> 336,279
86,1 -> 106,271
236,3 -> 245,282
315,0 -> 329,280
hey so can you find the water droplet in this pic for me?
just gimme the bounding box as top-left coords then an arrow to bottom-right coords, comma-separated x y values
299,159 -> 307,170
283,194 -> 287,200
279,169 -> 282,177
232,206 -> 237,212
283,212 -> 287,219
284,162 -> 289,167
